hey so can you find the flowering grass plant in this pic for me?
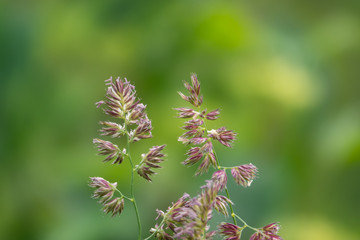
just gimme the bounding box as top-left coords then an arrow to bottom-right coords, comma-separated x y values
90,75 -> 282,240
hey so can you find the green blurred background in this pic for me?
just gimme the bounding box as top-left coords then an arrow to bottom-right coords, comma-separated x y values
1,0 -> 360,239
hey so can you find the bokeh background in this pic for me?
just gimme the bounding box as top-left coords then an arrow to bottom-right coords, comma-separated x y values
1,0 -> 360,239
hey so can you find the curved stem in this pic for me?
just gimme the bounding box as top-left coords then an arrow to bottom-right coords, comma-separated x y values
233,214 -> 266,237
233,214 -> 249,228
132,199 -> 142,240
114,187 -> 133,202
125,123 -> 142,240
224,187 -> 237,225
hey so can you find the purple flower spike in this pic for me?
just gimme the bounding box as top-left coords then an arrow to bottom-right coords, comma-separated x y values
206,109 -> 220,120
93,138 -> 124,164
103,197 -> 125,217
219,222 -> 242,240
177,73 -> 203,107
183,141 -> 217,176
182,119 -> 204,130
137,167 -> 155,182
208,127 -> 237,148
214,195 -> 233,216
99,121 -> 125,138
129,103 -> 147,122
95,77 -> 154,152
179,119 -> 205,142
152,180 -> 223,239
189,137 -> 208,145
231,164 -> 258,187
130,116 -> 153,142
195,155 -> 212,176
136,145 -> 166,182
263,223 -> 281,234
183,143 -> 216,176
99,77 -> 139,118
183,147 -> 203,166
89,177 -> 117,204
202,141 -> 213,153
174,107 -> 197,118
212,170 -> 227,191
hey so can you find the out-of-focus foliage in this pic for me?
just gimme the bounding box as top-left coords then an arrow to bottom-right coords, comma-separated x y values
1,0 -> 359,239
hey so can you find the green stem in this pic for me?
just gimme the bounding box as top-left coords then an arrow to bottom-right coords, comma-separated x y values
233,214 -> 264,234
233,214 -> 249,228
125,123 -> 142,240
218,166 -> 232,170
113,188 -> 132,201
224,186 -> 237,225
